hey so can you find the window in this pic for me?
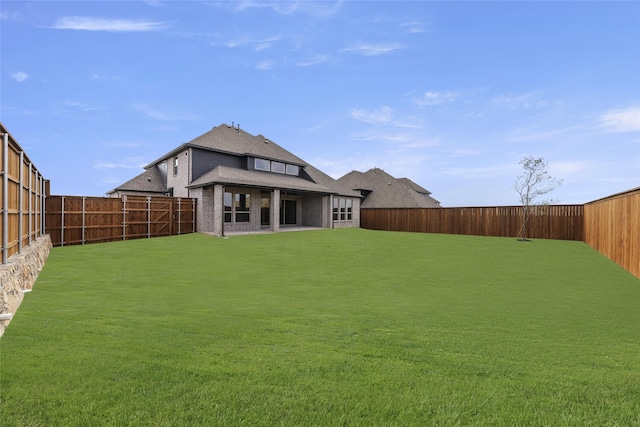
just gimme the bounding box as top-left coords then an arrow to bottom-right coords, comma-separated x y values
234,193 -> 250,222
224,191 -> 251,223
173,156 -> 179,175
333,197 -> 353,222
271,161 -> 285,174
255,158 -> 270,171
253,157 -> 301,176
224,192 -> 232,223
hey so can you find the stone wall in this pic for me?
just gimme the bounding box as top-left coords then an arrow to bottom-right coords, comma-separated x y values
0,235 -> 52,337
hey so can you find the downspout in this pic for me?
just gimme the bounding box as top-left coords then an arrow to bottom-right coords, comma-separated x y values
187,147 -> 192,198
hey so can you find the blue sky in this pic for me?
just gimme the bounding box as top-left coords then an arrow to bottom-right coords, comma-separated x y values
1,1 -> 638,206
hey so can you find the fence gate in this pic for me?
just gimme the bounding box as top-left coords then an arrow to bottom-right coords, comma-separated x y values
45,195 -> 196,247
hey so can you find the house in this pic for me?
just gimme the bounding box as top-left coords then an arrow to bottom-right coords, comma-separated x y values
337,168 -> 440,208
108,123 -> 361,236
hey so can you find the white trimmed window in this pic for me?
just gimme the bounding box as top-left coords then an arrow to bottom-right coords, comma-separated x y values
333,197 -> 353,221
255,158 -> 270,171
271,161 -> 285,174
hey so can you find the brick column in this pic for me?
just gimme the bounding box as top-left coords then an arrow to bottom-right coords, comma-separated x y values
272,189 -> 280,232
213,184 -> 224,237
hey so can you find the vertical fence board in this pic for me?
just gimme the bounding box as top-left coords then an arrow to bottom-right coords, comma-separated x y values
361,205 -> 585,241
584,189 -> 639,279
1,123 -> 46,263
45,195 -> 196,247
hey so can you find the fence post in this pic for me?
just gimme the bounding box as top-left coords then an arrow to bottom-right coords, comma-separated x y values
122,195 -> 127,241
18,151 -> 24,254
2,132 -> 8,264
82,196 -> 86,245
61,196 -> 65,247
177,198 -> 181,235
39,173 -> 45,238
147,196 -> 151,239
28,162 -> 32,245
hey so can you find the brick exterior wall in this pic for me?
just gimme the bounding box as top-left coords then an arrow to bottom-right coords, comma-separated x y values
166,149 -> 190,198
196,183 -> 360,236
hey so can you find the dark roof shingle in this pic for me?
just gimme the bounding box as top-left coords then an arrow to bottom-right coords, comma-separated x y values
338,168 -> 440,208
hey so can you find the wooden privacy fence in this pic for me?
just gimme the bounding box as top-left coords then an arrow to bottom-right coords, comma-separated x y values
45,195 -> 196,247
0,123 -> 48,263
361,205 -> 585,241
584,188 -> 639,279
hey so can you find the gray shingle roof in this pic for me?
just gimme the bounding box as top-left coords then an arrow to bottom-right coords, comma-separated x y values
338,168 -> 440,208
145,124 -> 306,169
138,123 -> 360,197
107,165 -> 167,194
188,165 -> 333,193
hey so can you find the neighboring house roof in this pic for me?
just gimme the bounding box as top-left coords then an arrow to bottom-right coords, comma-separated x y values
108,164 -> 167,194
337,168 -> 441,208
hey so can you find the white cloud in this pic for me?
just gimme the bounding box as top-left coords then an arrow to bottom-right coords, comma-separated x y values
552,160 -> 591,176
223,1 -> 342,18
52,16 -> 168,32
1,11 -> 24,22
90,73 -> 123,82
63,100 -> 104,112
11,71 -> 29,82
351,106 -> 394,125
256,59 -> 276,70
133,104 -> 200,121
503,125 -> 581,143
227,34 -> 283,51
441,164 -> 517,179
343,42 -> 404,56
401,21 -> 429,34
296,54 -> 330,67
491,92 -> 550,110
416,91 -> 457,107
93,157 -> 147,170
54,100 -> 107,119
598,107 -> 640,133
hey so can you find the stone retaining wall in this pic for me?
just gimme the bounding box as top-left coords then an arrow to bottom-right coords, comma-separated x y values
0,235 -> 52,337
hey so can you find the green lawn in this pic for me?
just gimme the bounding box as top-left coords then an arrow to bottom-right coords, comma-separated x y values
1,229 -> 639,426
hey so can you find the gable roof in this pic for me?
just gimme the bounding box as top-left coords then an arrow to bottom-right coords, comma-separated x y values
107,164 -> 167,194
144,123 -> 306,169
189,165 -> 333,193
112,123 -> 360,198
337,168 -> 440,208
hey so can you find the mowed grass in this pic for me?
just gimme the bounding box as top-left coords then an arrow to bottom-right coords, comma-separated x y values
1,229 -> 639,426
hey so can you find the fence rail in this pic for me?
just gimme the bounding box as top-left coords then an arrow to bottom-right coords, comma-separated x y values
45,195 -> 196,247
0,123 -> 47,263
361,205 -> 584,241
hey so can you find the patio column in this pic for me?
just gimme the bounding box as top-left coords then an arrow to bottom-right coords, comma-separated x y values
272,189 -> 280,232
213,184 -> 224,237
